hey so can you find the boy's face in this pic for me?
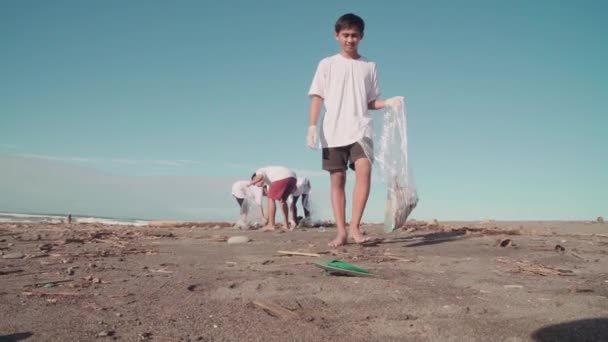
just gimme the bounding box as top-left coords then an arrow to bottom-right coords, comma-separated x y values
335,27 -> 363,53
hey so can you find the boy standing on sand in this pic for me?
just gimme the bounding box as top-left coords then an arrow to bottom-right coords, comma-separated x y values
250,166 -> 297,231
306,13 -> 403,247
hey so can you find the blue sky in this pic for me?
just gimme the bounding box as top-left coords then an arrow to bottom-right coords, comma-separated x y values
1,0 -> 606,222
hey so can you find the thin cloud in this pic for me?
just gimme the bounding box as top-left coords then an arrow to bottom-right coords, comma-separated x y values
18,154 -> 200,167
19,154 -> 98,163
0,144 -> 17,149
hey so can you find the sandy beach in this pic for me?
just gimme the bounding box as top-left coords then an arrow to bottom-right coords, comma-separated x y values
1,220 -> 607,341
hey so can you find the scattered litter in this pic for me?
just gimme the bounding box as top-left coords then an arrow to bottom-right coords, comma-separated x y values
314,259 -> 374,277
569,251 -> 585,260
2,252 -> 24,259
504,285 -> 524,289
138,332 -> 153,340
25,253 -> 50,259
497,239 -> 514,247
227,236 -> 251,244
38,243 -> 54,251
46,298 -> 58,304
252,300 -> 298,319
369,254 -> 414,263
59,238 -> 85,245
554,244 -> 565,252
25,279 -> 72,288
22,291 -> 81,297
427,219 -> 440,229
44,283 -> 55,289
572,288 -> 594,293
97,330 -> 115,337
150,269 -> 173,274
187,284 -> 202,292
196,235 -> 228,242
497,258 -> 575,276
0,269 -> 24,276
277,251 -> 321,257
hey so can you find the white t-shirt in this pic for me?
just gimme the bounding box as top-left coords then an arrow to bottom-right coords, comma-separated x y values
231,180 -> 263,205
255,166 -> 296,184
292,177 -> 311,197
308,53 -> 381,148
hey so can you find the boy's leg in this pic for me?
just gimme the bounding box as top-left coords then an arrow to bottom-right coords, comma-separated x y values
262,197 -> 276,231
279,199 -> 290,230
302,194 -> 311,219
323,145 -> 349,246
329,170 -> 347,247
291,195 -> 300,222
350,157 -> 371,243
235,197 -> 247,223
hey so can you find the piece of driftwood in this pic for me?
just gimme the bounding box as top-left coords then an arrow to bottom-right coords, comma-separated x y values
497,258 -> 574,276
277,251 -> 321,257
24,279 -> 73,288
252,300 -> 298,319
22,291 -> 81,297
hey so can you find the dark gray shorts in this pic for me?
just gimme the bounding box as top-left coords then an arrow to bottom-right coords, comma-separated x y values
322,138 -> 372,171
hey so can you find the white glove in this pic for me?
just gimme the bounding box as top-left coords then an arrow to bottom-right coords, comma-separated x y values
384,96 -> 404,112
306,125 -> 318,149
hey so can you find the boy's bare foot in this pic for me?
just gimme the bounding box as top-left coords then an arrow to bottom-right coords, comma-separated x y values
350,228 -> 370,244
261,225 -> 276,232
328,233 -> 347,248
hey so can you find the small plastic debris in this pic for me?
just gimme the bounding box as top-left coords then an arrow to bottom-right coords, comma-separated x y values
227,236 -> 251,244
2,252 -> 25,259
498,239 -> 513,247
97,330 -> 114,337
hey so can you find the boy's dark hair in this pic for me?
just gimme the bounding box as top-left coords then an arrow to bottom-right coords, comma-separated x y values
335,13 -> 365,34
251,172 -> 257,180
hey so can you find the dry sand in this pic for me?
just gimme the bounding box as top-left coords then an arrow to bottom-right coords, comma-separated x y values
1,220 -> 607,341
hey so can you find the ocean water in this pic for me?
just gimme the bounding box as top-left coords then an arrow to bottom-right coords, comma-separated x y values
0,212 -> 148,226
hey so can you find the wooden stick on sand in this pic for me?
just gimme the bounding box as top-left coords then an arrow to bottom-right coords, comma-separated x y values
22,291 -> 81,297
277,251 -> 321,257
252,300 -> 298,319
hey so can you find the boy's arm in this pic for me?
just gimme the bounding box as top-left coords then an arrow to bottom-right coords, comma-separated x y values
306,95 -> 323,148
369,96 -> 404,111
368,99 -> 386,110
249,174 -> 263,186
309,95 -> 323,126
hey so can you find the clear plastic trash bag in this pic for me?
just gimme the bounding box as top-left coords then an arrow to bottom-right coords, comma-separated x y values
361,96 -> 419,232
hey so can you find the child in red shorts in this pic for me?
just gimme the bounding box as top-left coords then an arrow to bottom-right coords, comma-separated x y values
250,166 -> 297,231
